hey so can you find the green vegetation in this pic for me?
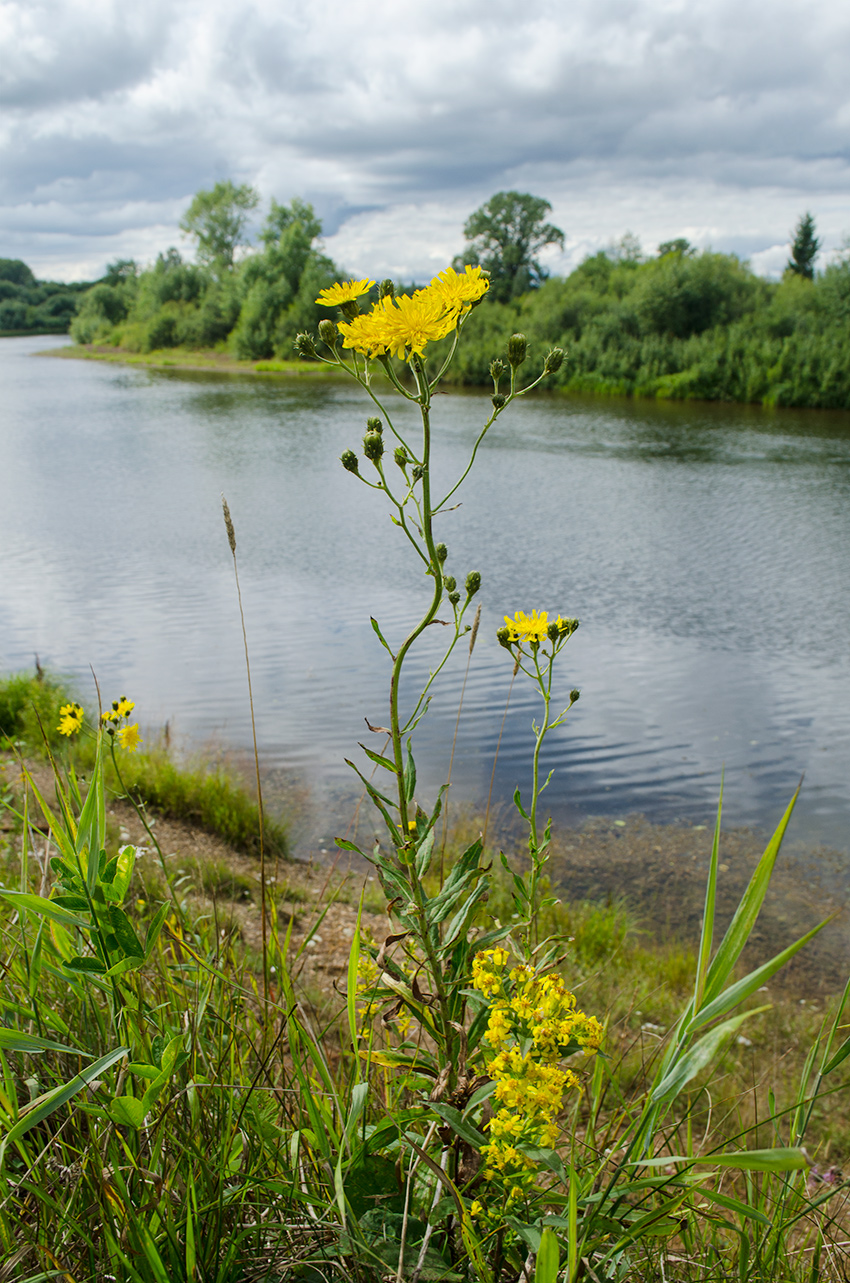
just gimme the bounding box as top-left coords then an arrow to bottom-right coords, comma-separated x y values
0,671 -> 287,859
455,190 -> 566,302
442,226 -> 850,408
70,189 -> 339,360
0,257 -> 93,335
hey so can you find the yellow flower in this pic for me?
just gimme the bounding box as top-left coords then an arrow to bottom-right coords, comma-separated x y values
115,696 -> 135,718
380,290 -> 457,358
504,610 -> 550,644
315,279 -> 375,306
428,265 -> 489,314
57,702 -> 84,736
117,723 -> 143,752
337,308 -> 393,358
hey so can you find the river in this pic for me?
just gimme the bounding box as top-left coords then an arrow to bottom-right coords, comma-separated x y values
2,335 -> 849,868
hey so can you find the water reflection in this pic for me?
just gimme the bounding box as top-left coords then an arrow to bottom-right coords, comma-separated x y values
2,335 -> 849,855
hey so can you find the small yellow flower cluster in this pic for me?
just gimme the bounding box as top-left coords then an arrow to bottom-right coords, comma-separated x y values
470,949 -> 602,1209
503,610 -> 573,645
57,702 -> 84,737
100,696 -> 143,752
317,266 -> 489,361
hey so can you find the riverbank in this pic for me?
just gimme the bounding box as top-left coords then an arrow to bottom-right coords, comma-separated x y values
38,341 -> 343,378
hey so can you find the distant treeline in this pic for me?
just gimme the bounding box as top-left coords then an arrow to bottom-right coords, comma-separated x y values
0,258 -> 92,336
9,181 -> 850,409
442,240 -> 850,409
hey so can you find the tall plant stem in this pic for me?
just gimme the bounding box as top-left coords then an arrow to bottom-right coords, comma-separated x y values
439,604 -> 481,886
222,495 -> 268,1021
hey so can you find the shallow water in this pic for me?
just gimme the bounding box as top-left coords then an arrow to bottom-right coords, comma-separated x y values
3,335 -> 850,862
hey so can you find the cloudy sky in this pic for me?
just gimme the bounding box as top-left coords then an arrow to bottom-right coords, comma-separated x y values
2,0 -> 850,282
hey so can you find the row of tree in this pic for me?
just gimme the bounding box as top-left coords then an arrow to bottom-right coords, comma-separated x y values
0,258 -> 92,335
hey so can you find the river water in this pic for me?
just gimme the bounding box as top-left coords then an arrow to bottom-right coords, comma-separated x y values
2,335 -> 850,863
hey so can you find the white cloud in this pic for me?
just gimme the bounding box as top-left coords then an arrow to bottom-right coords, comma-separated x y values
2,0 -> 849,279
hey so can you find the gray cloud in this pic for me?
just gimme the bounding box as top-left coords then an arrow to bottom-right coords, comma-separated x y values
2,0 -> 849,279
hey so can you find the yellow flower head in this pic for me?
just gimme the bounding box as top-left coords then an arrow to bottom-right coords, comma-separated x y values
428,265 -> 489,314
57,703 -> 84,737
504,610 -> 550,644
117,723 -> 143,753
337,308 -> 393,358
315,279 -> 375,307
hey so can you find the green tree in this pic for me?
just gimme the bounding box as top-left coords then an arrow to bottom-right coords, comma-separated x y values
786,212 -> 820,280
657,238 -> 696,259
456,191 -> 565,302
180,180 -> 260,272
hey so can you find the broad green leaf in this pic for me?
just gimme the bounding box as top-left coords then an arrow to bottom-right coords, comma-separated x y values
535,1224 -> 560,1282
429,1102 -> 486,1148
652,1008 -> 767,1103
702,786 -> 799,1005
74,733 -> 105,892
0,891 -> 89,931
107,905 -> 145,959
0,1029 -> 86,1056
144,901 -> 171,958
415,826 -> 435,878
2,1045 -> 129,1145
109,1095 -> 147,1129
110,844 -> 137,902
62,956 -> 107,974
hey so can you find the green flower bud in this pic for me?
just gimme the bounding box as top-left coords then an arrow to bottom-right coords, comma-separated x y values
363,431 -> 384,462
496,626 -> 513,649
366,416 -> 383,433
394,445 -> 409,468
489,357 -> 506,384
570,689 -> 580,703
448,591 -> 461,606
559,616 -> 579,636
340,450 -> 359,474
412,465 -> 425,482
544,347 -> 565,374
492,393 -> 507,411
507,333 -> 528,368
379,279 -> 395,299
340,299 -> 360,321
435,543 -> 448,563
294,332 -> 318,358
318,319 -> 338,347
443,576 -> 457,592
547,622 -> 560,642
465,571 -> 481,597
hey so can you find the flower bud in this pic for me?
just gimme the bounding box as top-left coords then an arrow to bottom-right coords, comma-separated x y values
435,543 -> 448,563
570,689 -> 580,703
379,279 -> 395,299
363,431 -> 384,462
448,591 -> 461,606
340,449 -> 359,474
412,465 -> 425,482
465,571 -> 481,598
489,357 -> 506,383
318,319 -> 338,347
394,445 -> 409,468
544,347 -> 565,374
558,616 -> 579,636
366,416 -> 383,433
492,393 -> 507,411
294,332 -> 317,358
547,621 -> 560,642
443,576 -> 457,592
340,299 -> 360,321
496,626 -> 513,649
507,333 -> 528,368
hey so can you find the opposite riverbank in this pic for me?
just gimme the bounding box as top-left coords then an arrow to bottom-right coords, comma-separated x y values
37,342 -> 342,378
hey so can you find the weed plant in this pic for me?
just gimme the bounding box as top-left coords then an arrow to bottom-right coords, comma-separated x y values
1,267 -> 849,1282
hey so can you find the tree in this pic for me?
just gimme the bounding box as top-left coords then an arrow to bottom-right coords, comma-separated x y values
657,238 -> 696,259
786,212 -> 820,280
456,191 -> 565,302
180,181 -> 260,272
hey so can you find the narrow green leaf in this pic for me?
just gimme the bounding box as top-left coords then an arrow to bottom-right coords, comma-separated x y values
0,891 -> 89,931
695,777 -> 723,1012
690,919 -> 828,1032
702,786 -> 799,1005
637,1148 -> 809,1172
144,901 -> 171,958
62,956 -> 107,974
347,893 -> 364,1060
358,744 -> 398,774
696,1187 -> 771,1225
0,1029 -> 87,1056
404,738 -> 417,803
513,787 -> 530,821
415,827 -> 435,878
3,1045 -> 129,1145
370,615 -> 395,657
652,1008 -> 768,1104
822,1034 -> 850,1077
